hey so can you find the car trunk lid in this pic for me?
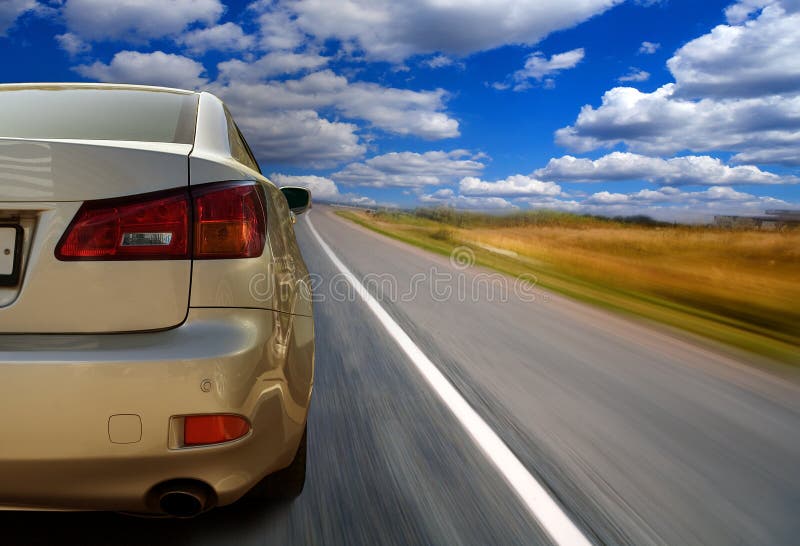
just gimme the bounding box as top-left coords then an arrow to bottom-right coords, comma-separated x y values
0,138 -> 192,333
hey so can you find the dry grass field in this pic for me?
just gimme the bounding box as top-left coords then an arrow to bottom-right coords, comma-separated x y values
338,208 -> 800,364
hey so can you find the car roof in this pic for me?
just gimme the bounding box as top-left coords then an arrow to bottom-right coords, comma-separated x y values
0,82 -> 198,96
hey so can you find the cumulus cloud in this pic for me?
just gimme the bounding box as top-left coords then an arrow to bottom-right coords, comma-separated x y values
557,1 -> 800,165
580,185 -> 792,220
55,32 -> 90,56
333,150 -> 485,188
669,2 -> 800,99
618,67 -> 650,82
217,52 -> 330,81
402,170 -> 796,220
237,110 -> 365,167
62,0 -> 223,42
557,84 -> 800,163
249,0 -> 621,62
177,22 -> 255,53
536,152 -> 799,185
424,55 -> 462,69
269,173 -> 375,205
459,175 -> 563,197
412,179 -> 793,219
249,2 -> 308,51
509,48 -> 585,90
638,41 -> 660,54
75,50 -> 208,89
724,0 -> 764,23
730,147 -> 800,166
420,191 -> 517,210
212,69 -> 459,140
0,0 -> 37,35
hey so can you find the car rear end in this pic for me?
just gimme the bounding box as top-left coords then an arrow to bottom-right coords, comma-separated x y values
0,84 -> 313,514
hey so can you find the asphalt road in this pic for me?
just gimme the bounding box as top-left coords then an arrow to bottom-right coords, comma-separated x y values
3,205 -> 799,545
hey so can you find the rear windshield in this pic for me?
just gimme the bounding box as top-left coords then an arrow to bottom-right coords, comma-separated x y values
0,88 -> 198,144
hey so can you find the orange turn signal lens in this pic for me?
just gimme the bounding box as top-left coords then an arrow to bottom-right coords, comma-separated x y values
183,415 -> 250,446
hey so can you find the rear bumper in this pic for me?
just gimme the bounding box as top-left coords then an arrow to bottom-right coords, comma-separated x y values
0,307 -> 314,512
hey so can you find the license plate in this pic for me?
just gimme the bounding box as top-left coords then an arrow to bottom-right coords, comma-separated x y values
0,225 -> 22,286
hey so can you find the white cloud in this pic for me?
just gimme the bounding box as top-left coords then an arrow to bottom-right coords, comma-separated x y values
459,175 -> 563,197
452,183 -> 788,222
536,152 -> 799,185
250,2 -> 307,51
412,182 -> 794,220
669,2 -> 800,99
269,173 -> 374,205
420,192 -> 517,210
409,175 -> 796,220
557,2 -> 800,165
722,0 -> 785,24
335,84 -> 459,140
55,32 -> 90,56
556,84 -> 800,164
516,196 -> 584,211
424,55 -> 462,69
217,52 -> 330,81
510,48 -> 585,90
730,147 -> 800,166
618,67 -> 650,82
638,41 -> 660,54
271,174 -> 340,200
579,185 -> 792,221
177,22 -> 255,53
0,0 -> 37,36
62,0 -> 223,42
333,150 -> 485,188
250,0 -> 621,62
75,50 -> 208,90
237,110 -> 365,167
212,69 -> 459,139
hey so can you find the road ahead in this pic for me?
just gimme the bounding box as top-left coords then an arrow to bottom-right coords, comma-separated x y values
3,206 -> 799,545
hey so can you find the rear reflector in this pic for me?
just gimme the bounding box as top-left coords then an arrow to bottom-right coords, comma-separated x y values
55,182 -> 267,261
183,414 -> 251,446
55,188 -> 190,260
193,182 -> 266,259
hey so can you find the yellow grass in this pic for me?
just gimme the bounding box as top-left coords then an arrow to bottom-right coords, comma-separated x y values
338,209 -> 800,365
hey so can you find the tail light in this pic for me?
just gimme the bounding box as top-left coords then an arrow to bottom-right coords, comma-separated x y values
193,182 -> 266,259
55,182 -> 266,261
183,414 -> 251,446
55,188 -> 189,260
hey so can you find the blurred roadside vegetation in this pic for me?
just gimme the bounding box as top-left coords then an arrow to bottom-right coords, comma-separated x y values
337,207 -> 800,365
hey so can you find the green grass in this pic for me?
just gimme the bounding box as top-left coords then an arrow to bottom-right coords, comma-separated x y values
337,208 -> 800,366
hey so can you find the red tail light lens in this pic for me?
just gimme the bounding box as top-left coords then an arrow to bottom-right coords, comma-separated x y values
193,182 -> 266,259
183,414 -> 251,446
55,188 -> 190,260
55,182 -> 267,261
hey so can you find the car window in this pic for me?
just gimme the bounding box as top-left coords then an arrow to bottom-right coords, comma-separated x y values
224,107 -> 261,173
0,87 -> 198,144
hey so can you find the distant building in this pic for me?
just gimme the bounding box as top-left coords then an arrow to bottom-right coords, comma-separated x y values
714,209 -> 800,229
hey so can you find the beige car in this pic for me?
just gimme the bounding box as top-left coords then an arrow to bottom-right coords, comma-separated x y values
0,83 -> 314,517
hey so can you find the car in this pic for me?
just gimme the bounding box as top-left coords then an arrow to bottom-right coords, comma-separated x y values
0,83 -> 314,517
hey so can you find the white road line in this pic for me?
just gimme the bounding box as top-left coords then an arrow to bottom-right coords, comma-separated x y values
306,215 -> 592,546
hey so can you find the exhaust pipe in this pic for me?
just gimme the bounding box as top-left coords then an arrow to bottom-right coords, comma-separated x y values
157,482 -> 210,518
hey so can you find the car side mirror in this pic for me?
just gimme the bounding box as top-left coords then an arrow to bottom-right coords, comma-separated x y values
280,187 -> 311,215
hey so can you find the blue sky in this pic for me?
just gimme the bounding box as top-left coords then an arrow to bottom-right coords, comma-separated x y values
2,0 -> 799,221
